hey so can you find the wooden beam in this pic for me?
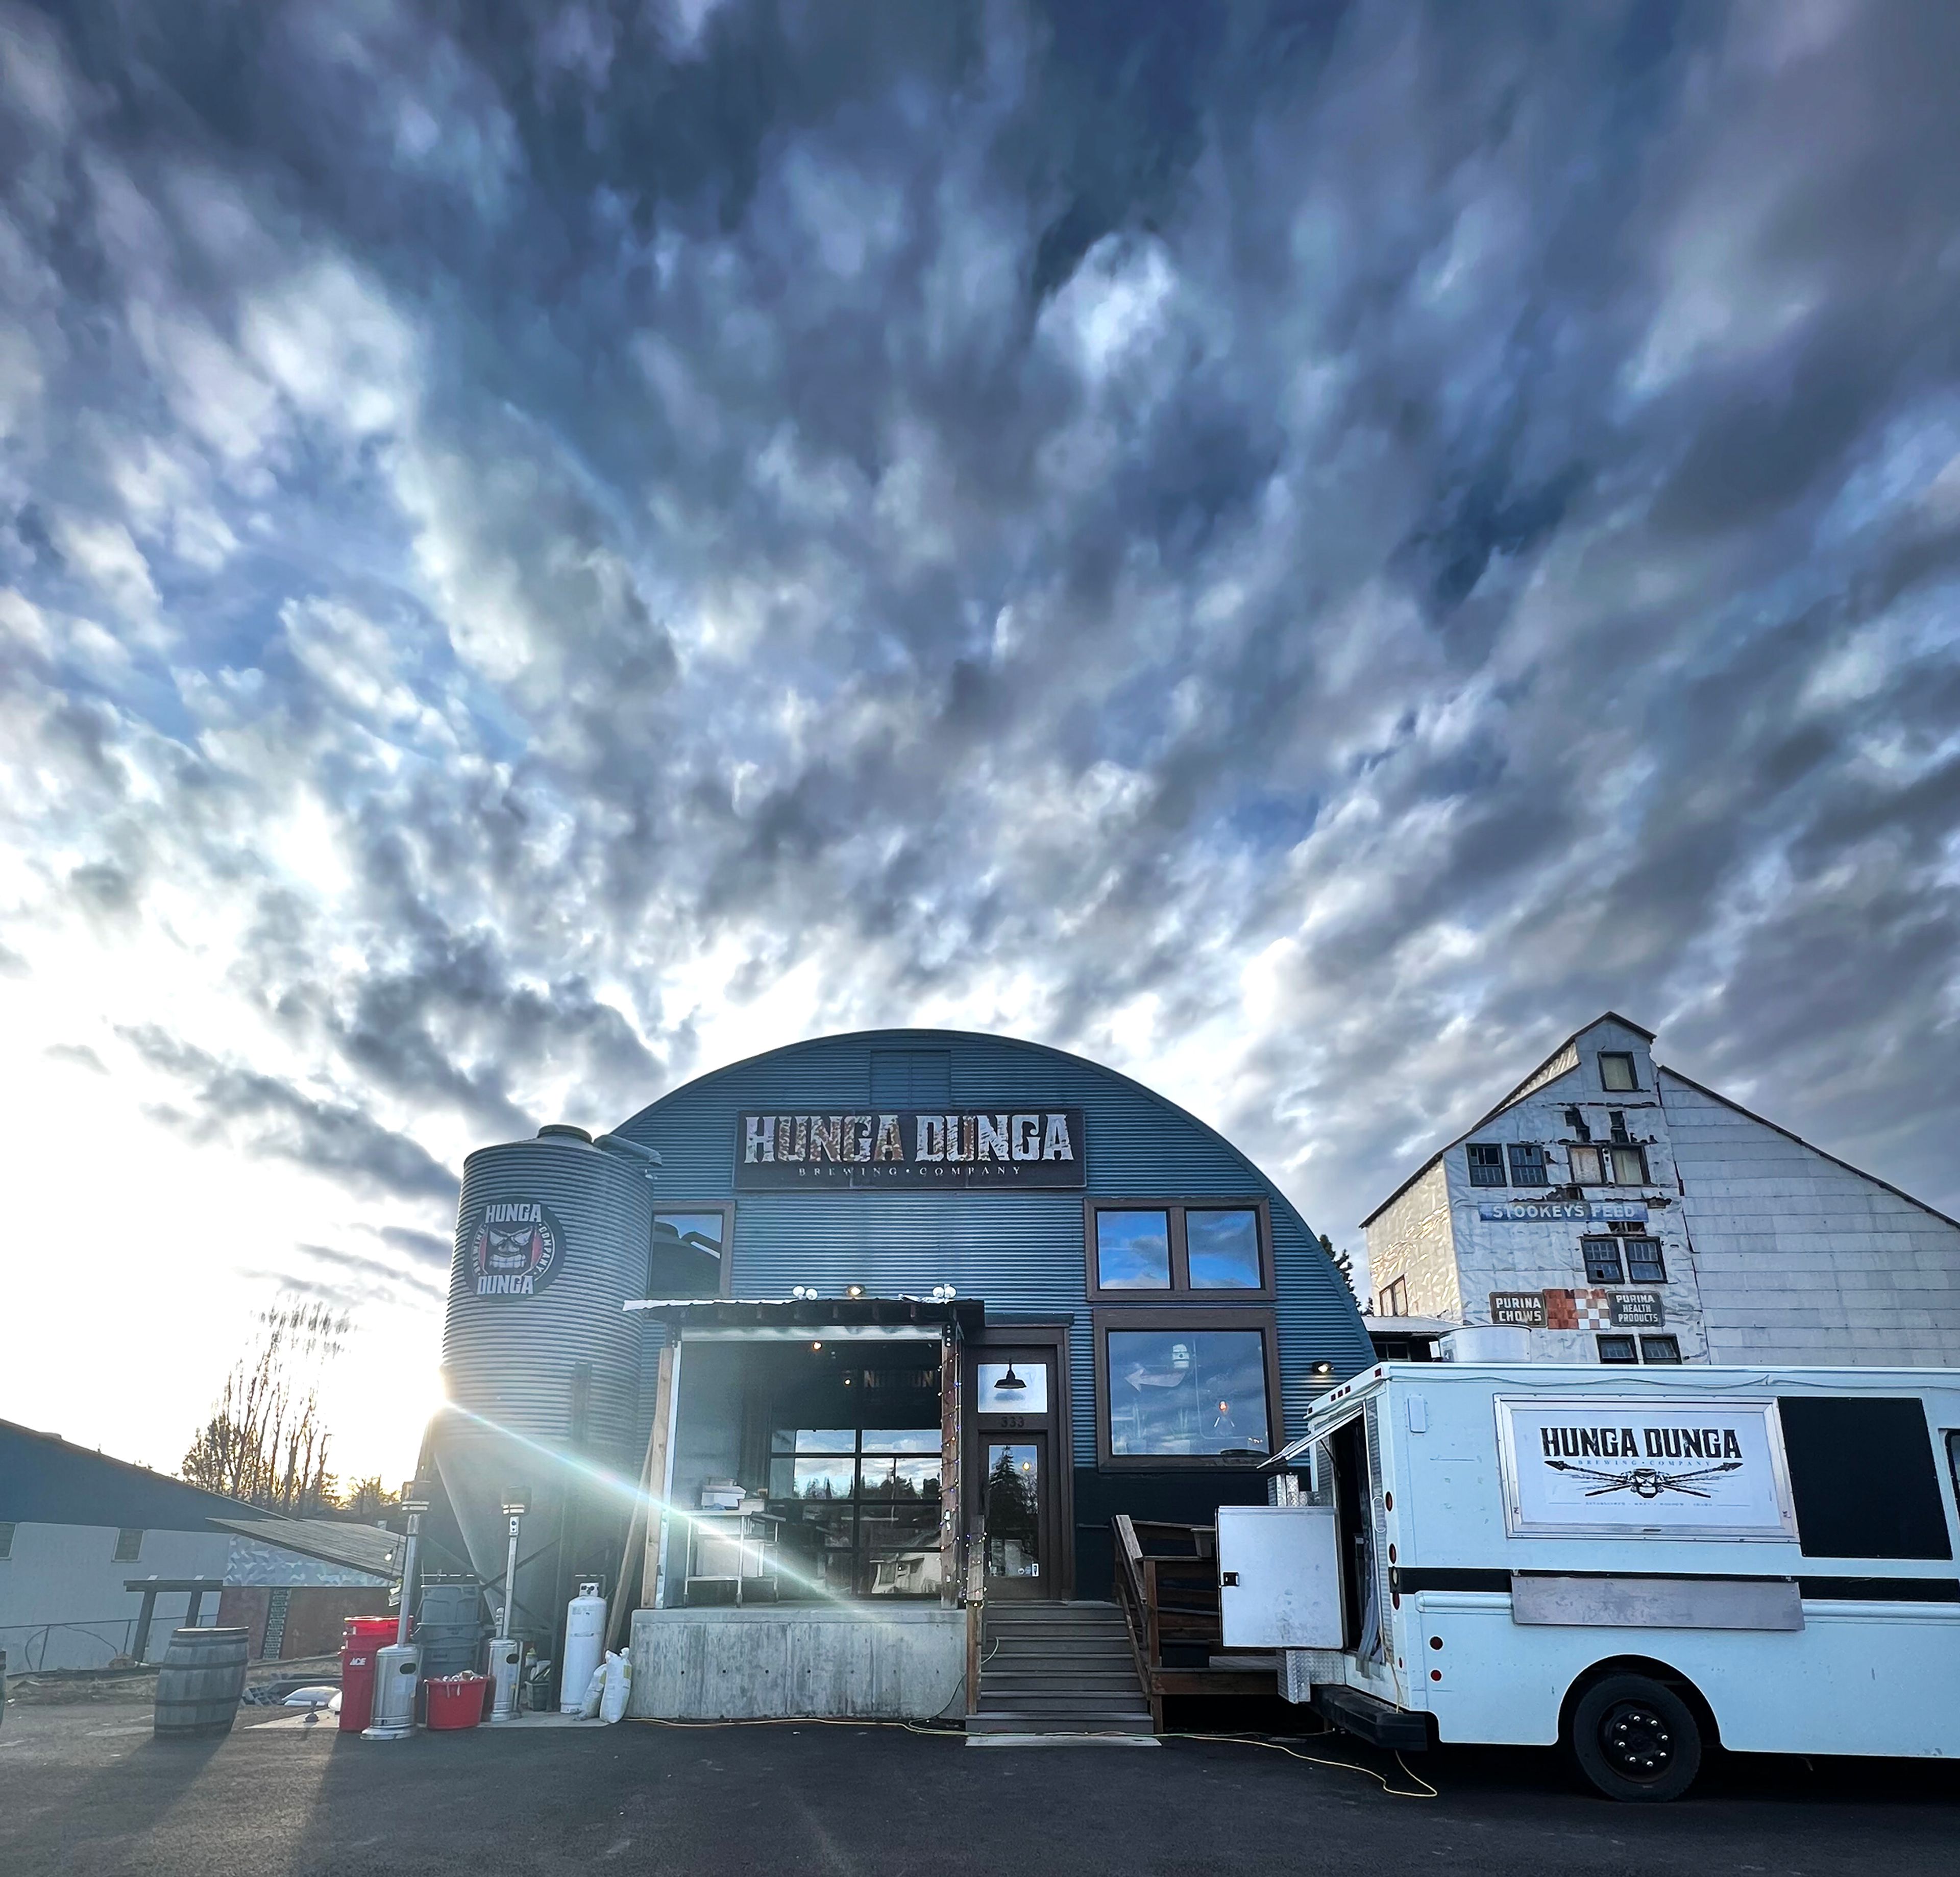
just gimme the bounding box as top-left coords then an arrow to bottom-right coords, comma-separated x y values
939,1321 -> 961,1609
638,1338 -> 678,1612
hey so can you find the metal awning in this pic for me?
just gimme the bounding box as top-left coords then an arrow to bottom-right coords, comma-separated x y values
623,1296 -> 984,1339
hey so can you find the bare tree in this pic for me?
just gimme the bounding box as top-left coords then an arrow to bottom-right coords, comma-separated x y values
181,1299 -> 351,1515
336,1475 -> 403,1521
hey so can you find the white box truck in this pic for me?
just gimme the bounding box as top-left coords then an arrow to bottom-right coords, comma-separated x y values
1223,1363 -> 1960,1801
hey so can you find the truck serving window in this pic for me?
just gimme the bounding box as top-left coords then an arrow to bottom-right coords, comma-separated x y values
1777,1396 -> 1953,1562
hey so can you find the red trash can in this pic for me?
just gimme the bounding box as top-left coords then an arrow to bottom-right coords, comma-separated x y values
426,1674 -> 485,1730
339,1617 -> 410,1733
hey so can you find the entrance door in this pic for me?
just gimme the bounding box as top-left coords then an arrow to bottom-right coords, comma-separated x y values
969,1346 -> 1065,1600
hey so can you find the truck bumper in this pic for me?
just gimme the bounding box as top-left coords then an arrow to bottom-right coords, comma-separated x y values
1311,1684 -> 1433,1752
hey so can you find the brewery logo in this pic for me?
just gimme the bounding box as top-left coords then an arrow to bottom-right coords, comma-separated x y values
470,1200 -> 565,1297
733,1108 -> 1086,1191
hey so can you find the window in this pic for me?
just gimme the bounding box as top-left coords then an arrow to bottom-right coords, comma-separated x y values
1606,1145 -> 1647,1184
1506,1143 -> 1549,1187
1638,1336 -> 1682,1363
1085,1201 -> 1272,1300
1596,1335 -> 1639,1364
113,1529 -> 143,1563
1466,1144 -> 1507,1186
1567,1144 -> 1603,1185
1599,1052 -> 1638,1092
0,1521 -> 14,1559
1380,1276 -> 1409,1318
1093,1209 -> 1171,1289
1948,1431 -> 1960,1507
650,1207 -> 732,1298
1624,1237 -> 1667,1283
1186,1209 -> 1263,1288
1582,1237 -> 1625,1284
769,1426 -> 943,1597
1093,1308 -> 1282,1469
976,1362 -> 1048,1415
1778,1397 -> 1953,1562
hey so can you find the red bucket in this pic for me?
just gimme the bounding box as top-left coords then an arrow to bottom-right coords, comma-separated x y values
426,1674 -> 486,1731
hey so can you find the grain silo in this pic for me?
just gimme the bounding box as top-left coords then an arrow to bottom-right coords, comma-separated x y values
429,1124 -> 656,1656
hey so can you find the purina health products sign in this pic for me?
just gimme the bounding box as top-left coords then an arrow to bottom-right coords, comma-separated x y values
1496,1397 -> 1798,1540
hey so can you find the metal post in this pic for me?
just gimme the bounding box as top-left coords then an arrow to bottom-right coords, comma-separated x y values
131,1588 -> 158,1664
500,1513 -> 522,1637
396,1510 -> 422,1648
183,1589 -> 203,1631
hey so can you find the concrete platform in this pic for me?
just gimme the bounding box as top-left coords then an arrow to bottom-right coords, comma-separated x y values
630,1603 -> 965,1721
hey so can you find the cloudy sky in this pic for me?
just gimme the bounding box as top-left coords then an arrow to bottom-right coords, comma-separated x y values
4,0 -> 1957,1484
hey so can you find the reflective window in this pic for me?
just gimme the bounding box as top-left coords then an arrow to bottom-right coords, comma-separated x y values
1095,1210 -> 1171,1289
1106,1330 -> 1270,1457
859,1456 -> 941,1500
1596,1335 -> 1639,1364
1608,1145 -> 1647,1184
985,1443 -> 1041,1579
651,1211 -> 726,1298
1186,1209 -> 1262,1288
976,1362 -> 1048,1414
859,1428 -> 940,1453
783,1458 -> 854,1500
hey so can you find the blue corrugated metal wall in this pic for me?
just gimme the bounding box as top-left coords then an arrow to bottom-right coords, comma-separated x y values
611,1029 -> 1373,1471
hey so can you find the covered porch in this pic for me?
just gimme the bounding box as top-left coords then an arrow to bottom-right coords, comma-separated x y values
621,1298 -> 981,1720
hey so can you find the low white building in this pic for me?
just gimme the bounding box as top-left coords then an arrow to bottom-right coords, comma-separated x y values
1362,1013 -> 1960,1368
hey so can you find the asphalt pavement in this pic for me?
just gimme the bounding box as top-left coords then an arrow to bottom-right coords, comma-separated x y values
1,1703 -> 1955,1876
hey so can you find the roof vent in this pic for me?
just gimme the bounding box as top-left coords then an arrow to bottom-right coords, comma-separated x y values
537,1124 -> 593,1143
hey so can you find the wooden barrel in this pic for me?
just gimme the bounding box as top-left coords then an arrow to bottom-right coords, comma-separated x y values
154,1627 -> 249,1738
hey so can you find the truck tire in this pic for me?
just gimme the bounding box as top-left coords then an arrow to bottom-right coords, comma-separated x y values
1566,1674 -> 1702,1802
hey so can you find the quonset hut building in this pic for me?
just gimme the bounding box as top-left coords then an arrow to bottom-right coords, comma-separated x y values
423,1030 -> 1370,1724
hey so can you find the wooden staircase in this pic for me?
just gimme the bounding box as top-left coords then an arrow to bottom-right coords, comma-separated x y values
966,1602 -> 1156,1737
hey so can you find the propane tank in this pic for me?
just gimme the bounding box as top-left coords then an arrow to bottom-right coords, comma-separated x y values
559,1581 -> 607,1713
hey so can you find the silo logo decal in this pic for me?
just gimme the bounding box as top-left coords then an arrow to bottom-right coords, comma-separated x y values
470,1201 -> 565,1296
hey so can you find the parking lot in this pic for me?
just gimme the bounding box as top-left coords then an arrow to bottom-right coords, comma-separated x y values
2,1704 -> 1957,1877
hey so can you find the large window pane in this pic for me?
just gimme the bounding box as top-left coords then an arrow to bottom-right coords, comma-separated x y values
1106,1330 -> 1270,1457
1186,1210 -> 1262,1288
786,1458 -> 854,1500
859,1456 -> 941,1500
1096,1210 -> 1171,1289
859,1428 -> 940,1453
985,1444 -> 1041,1578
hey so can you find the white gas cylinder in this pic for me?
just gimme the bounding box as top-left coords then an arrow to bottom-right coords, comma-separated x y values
558,1581 -> 608,1714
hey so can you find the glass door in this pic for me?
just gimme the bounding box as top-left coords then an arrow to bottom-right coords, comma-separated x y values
970,1348 -> 1060,1600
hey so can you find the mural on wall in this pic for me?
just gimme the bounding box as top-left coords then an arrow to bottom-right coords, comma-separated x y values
733,1110 -> 1086,1190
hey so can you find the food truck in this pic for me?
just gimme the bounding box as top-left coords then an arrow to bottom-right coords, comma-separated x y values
1231,1363 -> 1960,1799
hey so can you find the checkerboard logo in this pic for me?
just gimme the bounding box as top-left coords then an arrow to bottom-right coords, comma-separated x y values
1542,1288 -> 1614,1331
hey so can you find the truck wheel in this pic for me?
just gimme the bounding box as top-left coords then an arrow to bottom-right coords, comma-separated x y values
1567,1674 -> 1702,1802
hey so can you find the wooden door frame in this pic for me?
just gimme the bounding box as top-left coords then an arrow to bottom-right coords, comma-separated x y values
965,1321 -> 1075,1599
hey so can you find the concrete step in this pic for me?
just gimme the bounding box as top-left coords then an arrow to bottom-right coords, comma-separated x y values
967,1711 -> 1155,1736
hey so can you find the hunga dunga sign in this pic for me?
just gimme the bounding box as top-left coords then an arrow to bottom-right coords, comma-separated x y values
734,1110 -> 1086,1190
468,1200 -> 566,1296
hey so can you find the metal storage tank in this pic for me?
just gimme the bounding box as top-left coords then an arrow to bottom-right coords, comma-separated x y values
430,1126 -> 656,1650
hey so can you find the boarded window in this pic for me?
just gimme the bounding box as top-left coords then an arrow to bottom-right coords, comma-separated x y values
1778,1396 -> 1953,1562
869,1049 -> 951,1107
113,1529 -> 144,1562
1466,1144 -> 1507,1186
1569,1144 -> 1603,1185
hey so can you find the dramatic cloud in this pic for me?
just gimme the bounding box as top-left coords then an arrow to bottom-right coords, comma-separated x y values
4,0 -> 1958,1472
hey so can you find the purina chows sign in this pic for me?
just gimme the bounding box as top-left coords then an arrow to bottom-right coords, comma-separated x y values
734,1110 -> 1086,1190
